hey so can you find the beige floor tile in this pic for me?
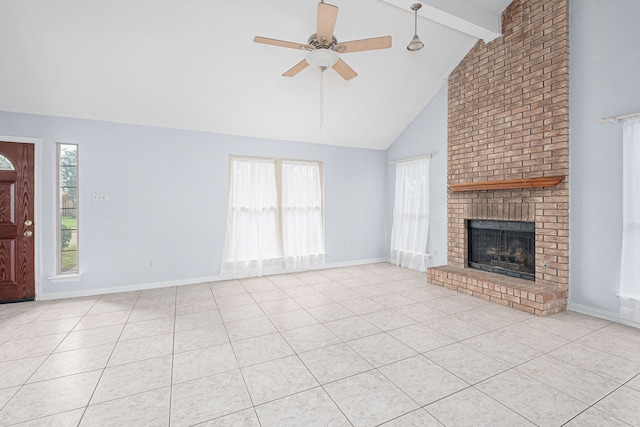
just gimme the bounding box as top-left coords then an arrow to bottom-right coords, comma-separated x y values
81,387 -> 170,426
0,356 -> 46,389
28,344 -> 113,382
174,310 -> 222,332
255,387 -> 350,427
219,303 -> 265,323
324,316 -> 381,341
379,355 -> 469,405
119,316 -> 175,341
91,355 -> 172,404
563,407 -> 631,427
335,297 -> 386,315
0,333 -> 66,363
173,343 -> 238,384
13,317 -> 82,339
11,408 -> 84,427
281,324 -> 342,353
307,303 -> 355,323
388,323 -> 456,353
86,299 -> 136,316
550,342 -> 640,383
594,386 -> 640,426
393,302 -> 447,322
225,316 -> 278,341
516,354 -> 621,404
298,343 -> 373,384
127,303 -> 175,322
425,342 -> 508,384
55,325 -> 124,353
257,298 -> 302,316
463,331 -> 543,367
0,370 -> 101,425
170,370 -> 252,427
426,387 -> 535,426
72,310 -> 131,331
232,332 -> 294,367
107,333 -> 173,367
347,333 -> 417,367
627,373 -> 640,392
379,409 -> 444,426
173,324 -> 229,354
578,330 -> 640,364
324,370 -> 419,427
196,408 -> 261,426
476,370 -> 588,426
268,310 -> 318,331
362,309 -> 416,331
241,355 -> 318,405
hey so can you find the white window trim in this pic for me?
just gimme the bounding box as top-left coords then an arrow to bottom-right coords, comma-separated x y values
55,142 -> 80,276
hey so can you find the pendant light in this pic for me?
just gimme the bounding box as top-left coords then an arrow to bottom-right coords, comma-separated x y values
407,3 -> 424,51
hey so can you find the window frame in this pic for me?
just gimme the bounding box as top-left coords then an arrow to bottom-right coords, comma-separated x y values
56,143 -> 79,275
223,155 -> 325,270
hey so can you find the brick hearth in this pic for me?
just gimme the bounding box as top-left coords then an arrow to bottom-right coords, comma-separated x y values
428,0 -> 570,316
428,266 -> 567,316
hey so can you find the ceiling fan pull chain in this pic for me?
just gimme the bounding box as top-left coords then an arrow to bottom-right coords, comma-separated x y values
320,70 -> 324,129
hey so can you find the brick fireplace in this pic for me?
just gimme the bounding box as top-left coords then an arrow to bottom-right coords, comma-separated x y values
427,0 -> 570,316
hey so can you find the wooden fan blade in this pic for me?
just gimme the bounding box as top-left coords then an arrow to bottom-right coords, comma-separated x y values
335,36 -> 392,53
332,58 -> 357,81
316,3 -> 338,45
283,59 -> 309,77
254,36 -> 309,50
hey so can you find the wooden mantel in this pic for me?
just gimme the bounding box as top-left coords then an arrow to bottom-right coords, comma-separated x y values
449,175 -> 565,192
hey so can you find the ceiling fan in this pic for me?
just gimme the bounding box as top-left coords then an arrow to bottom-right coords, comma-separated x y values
254,1 -> 392,81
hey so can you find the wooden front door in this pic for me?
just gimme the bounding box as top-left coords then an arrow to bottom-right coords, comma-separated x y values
0,142 -> 35,302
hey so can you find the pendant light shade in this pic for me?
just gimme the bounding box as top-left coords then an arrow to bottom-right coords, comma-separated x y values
407,3 -> 424,51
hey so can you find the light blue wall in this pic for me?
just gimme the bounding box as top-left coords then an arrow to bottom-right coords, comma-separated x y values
385,86 -> 448,268
0,111 -> 387,298
569,0 -> 640,319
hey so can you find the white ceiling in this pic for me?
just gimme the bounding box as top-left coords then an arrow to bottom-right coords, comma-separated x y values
0,0 -> 511,150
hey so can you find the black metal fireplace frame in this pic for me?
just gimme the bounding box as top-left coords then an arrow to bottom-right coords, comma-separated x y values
467,219 -> 535,281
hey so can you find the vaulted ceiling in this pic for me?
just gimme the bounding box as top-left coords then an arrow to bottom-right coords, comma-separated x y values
0,0 -> 511,150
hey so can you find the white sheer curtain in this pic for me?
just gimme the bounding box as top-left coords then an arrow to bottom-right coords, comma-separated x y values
620,118 -> 640,322
220,158 -> 283,278
281,161 -> 325,270
390,157 -> 430,271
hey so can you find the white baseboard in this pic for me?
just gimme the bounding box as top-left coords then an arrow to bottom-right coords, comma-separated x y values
37,275 -> 222,301
37,258 -> 391,301
568,302 -> 640,329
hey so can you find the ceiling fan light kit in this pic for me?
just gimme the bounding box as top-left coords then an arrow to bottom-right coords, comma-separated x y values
407,3 -> 425,51
306,49 -> 339,71
253,2 -> 392,80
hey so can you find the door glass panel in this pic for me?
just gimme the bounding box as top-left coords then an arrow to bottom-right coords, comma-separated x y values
0,183 -> 15,223
0,155 -> 15,171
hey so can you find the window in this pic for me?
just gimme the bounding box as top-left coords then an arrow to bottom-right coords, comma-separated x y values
281,160 -> 325,270
389,157 -> 430,271
620,118 -> 640,322
57,143 -> 79,274
221,156 -> 324,278
0,154 -> 15,170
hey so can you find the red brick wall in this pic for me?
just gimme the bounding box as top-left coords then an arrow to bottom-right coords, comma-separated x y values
447,0 -> 569,290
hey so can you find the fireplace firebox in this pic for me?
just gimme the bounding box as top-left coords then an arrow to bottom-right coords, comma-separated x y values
467,220 -> 535,281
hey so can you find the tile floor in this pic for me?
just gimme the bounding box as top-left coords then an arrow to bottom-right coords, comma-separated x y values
0,263 -> 639,426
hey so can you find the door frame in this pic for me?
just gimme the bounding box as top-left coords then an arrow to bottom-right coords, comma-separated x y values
0,135 -> 42,300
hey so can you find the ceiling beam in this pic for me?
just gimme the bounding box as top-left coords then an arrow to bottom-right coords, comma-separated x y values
380,0 -> 504,43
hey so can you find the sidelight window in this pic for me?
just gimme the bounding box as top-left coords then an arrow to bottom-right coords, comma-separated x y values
57,143 -> 79,274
